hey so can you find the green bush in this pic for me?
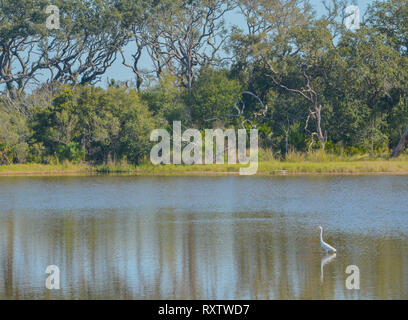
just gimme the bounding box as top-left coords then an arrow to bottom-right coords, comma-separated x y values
0,108 -> 30,163
56,142 -> 86,163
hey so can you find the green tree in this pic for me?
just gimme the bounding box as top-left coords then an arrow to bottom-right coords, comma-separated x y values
185,68 -> 242,129
0,106 -> 30,163
0,0 -> 49,98
142,75 -> 188,126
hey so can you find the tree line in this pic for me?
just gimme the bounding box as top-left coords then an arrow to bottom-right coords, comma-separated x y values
1,0 -> 408,165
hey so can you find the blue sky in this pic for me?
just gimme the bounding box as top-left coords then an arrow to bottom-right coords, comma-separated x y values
102,0 -> 375,88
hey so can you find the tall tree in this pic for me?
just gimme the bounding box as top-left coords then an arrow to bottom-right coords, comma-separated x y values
41,0 -> 127,86
0,0 -> 49,98
366,0 -> 408,156
124,0 -> 234,91
366,0 -> 408,57
231,0 -> 345,149
339,27 -> 405,154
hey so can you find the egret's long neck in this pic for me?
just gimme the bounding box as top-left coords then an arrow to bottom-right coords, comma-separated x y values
319,229 -> 323,242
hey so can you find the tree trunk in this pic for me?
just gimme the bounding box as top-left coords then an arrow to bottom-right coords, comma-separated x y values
314,105 -> 326,149
370,118 -> 375,156
391,124 -> 408,157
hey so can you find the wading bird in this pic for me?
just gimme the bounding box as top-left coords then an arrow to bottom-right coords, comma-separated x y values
317,226 -> 337,253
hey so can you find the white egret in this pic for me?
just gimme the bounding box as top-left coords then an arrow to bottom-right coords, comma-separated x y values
317,226 -> 337,253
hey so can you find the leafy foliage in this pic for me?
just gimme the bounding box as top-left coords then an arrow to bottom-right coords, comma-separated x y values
1,0 -> 408,164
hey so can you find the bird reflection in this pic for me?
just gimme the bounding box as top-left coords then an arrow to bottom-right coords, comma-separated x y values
320,253 -> 336,283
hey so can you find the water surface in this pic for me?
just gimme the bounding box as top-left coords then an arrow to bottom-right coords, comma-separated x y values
0,175 -> 407,299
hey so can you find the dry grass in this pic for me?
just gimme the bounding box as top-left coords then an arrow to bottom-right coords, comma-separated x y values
0,161 -> 90,174
2,152 -> 408,176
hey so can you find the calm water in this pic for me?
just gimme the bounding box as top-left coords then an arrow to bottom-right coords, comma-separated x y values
0,175 -> 407,299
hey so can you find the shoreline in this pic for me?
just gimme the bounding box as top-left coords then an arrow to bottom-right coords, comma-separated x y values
2,166 -> 408,177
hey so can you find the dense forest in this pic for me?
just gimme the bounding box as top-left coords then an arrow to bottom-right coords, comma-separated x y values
1,0 -> 407,165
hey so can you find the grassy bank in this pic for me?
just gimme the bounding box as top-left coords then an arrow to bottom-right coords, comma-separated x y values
134,158 -> 408,175
0,162 -> 91,175
2,154 -> 408,176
